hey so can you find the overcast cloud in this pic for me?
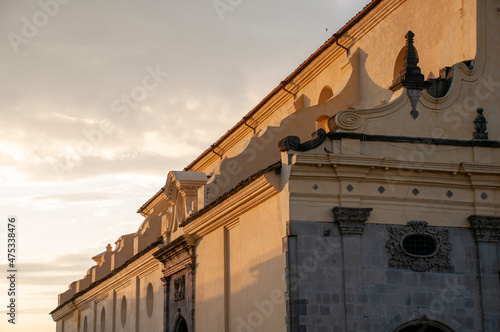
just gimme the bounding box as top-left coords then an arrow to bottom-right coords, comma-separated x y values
0,1 -> 371,330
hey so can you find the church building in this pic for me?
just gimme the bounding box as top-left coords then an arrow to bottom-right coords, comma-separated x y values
51,0 -> 500,331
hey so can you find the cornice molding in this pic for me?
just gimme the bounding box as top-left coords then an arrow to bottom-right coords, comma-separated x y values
137,188 -> 168,217
51,301 -> 77,321
51,241 -> 162,318
154,235 -> 196,277
291,153 -> 500,177
182,176 -> 278,237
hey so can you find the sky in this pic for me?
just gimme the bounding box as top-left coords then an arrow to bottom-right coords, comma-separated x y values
0,0 -> 371,330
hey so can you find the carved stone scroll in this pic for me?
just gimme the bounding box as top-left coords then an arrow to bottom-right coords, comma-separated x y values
278,129 -> 327,152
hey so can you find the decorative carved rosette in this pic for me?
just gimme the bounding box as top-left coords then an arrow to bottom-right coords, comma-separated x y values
385,221 -> 452,272
333,207 -> 373,236
468,215 -> 500,243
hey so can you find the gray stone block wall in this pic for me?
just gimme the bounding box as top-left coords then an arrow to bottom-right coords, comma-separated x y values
285,221 -> 486,332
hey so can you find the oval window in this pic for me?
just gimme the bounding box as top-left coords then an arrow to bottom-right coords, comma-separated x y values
121,296 -> 127,328
146,283 -> 154,318
402,234 -> 437,256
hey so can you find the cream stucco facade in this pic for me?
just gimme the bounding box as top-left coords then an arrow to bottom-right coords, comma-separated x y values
52,0 -> 500,331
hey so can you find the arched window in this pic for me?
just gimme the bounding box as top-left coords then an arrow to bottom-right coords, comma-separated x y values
83,316 -> 88,332
393,320 -> 453,332
318,86 -> 334,104
100,308 -> 106,332
146,283 -> 154,318
174,316 -> 188,332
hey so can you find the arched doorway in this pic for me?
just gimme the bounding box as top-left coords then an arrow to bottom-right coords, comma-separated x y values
394,320 -> 453,332
174,316 -> 188,332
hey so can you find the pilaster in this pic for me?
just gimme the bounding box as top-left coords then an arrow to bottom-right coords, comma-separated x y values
333,207 -> 372,332
130,276 -> 139,332
161,276 -> 170,332
284,227 -> 304,332
468,215 -> 500,331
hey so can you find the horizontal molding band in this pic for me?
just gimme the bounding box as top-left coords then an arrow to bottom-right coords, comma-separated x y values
328,132 -> 500,147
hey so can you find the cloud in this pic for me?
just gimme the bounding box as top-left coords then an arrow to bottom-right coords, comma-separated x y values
0,253 -> 95,304
0,0 -> 373,328
32,193 -> 114,203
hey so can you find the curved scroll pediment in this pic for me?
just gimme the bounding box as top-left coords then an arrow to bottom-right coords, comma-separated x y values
329,1 -> 499,142
164,171 -> 207,232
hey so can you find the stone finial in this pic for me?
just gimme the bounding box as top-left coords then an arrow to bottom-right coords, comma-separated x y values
468,215 -> 500,242
333,207 -> 373,236
106,243 -> 112,252
473,108 -> 488,140
391,31 -> 428,88
389,31 -> 432,119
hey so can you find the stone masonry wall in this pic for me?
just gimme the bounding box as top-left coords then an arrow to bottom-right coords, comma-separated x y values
285,220 -> 485,332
